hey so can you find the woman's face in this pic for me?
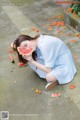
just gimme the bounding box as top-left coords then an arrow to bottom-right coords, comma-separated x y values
20,40 -> 36,51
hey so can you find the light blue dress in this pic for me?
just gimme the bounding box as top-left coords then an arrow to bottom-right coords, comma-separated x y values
29,34 -> 77,84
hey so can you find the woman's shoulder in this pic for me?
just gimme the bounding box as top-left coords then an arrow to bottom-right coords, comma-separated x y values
43,35 -> 62,44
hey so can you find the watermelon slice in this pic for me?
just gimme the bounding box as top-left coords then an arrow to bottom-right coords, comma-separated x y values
17,47 -> 33,55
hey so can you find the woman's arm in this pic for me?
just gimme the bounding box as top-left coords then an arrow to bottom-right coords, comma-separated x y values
22,54 -> 52,73
30,60 -> 52,73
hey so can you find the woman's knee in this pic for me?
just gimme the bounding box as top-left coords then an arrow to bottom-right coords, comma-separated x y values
46,73 -> 57,82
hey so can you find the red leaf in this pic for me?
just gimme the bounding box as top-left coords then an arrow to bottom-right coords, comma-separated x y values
36,30 -> 39,33
9,50 -> 13,54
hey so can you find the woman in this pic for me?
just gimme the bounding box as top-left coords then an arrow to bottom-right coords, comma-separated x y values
11,34 -> 77,90
11,35 -> 37,67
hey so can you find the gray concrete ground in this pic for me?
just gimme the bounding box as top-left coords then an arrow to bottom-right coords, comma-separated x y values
0,0 -> 80,120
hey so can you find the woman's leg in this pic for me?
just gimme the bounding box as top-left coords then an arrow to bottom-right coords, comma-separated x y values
45,73 -> 59,90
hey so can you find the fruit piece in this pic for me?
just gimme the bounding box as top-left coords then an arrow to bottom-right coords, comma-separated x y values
70,84 -> 76,89
17,47 -> 33,55
52,93 -> 61,98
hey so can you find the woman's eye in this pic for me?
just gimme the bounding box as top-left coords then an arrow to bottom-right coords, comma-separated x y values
24,44 -> 27,47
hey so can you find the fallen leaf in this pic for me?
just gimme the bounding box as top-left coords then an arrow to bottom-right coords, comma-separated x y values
67,33 -> 72,36
78,36 -> 80,39
70,40 -> 76,43
9,54 -> 15,63
36,30 -> 39,33
32,27 -> 36,30
35,89 -> 42,94
74,33 -> 79,37
43,24 -> 46,28
67,7 -> 72,12
43,18 -> 46,20
9,50 -> 13,54
35,89 -> 39,93
64,9 -> 66,12
48,27 -> 52,31
38,90 -> 42,94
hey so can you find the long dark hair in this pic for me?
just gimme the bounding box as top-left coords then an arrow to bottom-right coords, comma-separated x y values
13,34 -> 40,64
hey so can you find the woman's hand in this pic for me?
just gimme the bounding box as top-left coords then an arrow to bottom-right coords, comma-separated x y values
22,54 -> 34,62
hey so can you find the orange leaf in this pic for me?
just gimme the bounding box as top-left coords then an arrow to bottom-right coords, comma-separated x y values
58,30 -> 62,33
70,40 -> 76,43
32,27 -> 36,30
36,30 -> 39,33
43,24 -> 46,28
48,27 -> 52,31
43,18 -> 46,20
67,33 -> 72,36
74,33 -> 79,37
67,7 -> 72,12
38,90 -> 42,94
35,89 -> 39,93
78,36 -> 80,38
35,89 -> 42,94
64,9 -> 66,12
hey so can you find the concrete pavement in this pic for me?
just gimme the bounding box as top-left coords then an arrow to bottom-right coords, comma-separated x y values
0,0 -> 80,120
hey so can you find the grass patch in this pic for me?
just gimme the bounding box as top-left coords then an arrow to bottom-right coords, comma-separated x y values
9,0 -> 35,6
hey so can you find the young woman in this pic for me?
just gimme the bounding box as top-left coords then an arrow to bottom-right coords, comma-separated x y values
11,34 -> 77,90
